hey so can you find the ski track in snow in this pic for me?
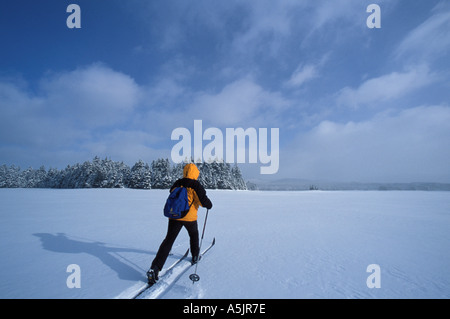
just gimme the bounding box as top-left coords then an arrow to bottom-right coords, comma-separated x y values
0,188 -> 449,299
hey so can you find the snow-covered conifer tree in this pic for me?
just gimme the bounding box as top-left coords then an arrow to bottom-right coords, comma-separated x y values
151,158 -> 172,189
128,160 -> 152,189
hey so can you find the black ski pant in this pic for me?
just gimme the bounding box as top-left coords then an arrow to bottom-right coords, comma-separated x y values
151,219 -> 199,272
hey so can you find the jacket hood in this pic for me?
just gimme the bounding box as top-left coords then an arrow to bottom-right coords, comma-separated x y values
183,163 -> 200,180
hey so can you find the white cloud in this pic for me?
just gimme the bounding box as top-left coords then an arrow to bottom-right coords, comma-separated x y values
0,64 -> 165,168
284,55 -> 329,88
231,0 -> 301,53
2,65 -> 294,169
336,65 -> 437,108
189,77 -> 290,127
0,80 -> 80,148
308,0 -> 359,31
395,2 -> 450,62
284,64 -> 318,88
281,105 -> 450,182
40,63 -> 141,128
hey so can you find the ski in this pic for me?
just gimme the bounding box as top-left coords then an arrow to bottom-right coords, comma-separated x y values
132,248 -> 189,299
201,237 -> 216,255
135,238 -> 215,299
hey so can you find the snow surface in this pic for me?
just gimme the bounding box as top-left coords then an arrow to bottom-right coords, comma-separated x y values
0,188 -> 449,299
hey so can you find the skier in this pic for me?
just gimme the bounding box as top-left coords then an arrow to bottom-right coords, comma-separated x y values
147,163 -> 213,285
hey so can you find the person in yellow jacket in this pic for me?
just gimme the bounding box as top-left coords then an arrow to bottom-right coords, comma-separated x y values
147,163 -> 212,285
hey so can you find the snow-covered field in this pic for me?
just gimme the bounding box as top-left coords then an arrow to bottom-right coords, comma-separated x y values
0,188 -> 449,299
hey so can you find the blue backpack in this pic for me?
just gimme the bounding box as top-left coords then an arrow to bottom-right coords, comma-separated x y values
163,187 -> 192,219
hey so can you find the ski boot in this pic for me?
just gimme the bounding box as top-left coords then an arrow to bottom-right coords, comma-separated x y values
191,255 -> 202,265
146,268 -> 159,285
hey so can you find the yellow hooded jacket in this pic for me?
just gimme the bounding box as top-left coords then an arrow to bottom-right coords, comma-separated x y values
169,163 -> 212,222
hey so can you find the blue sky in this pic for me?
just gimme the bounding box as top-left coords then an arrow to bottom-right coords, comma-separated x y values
1,0 -> 449,183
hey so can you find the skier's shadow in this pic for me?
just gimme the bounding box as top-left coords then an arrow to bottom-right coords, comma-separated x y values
33,233 -> 154,281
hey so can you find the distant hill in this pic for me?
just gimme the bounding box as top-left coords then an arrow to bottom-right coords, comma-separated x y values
247,178 -> 450,191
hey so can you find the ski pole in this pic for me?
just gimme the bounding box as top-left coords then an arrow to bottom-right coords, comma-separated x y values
189,209 -> 209,283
